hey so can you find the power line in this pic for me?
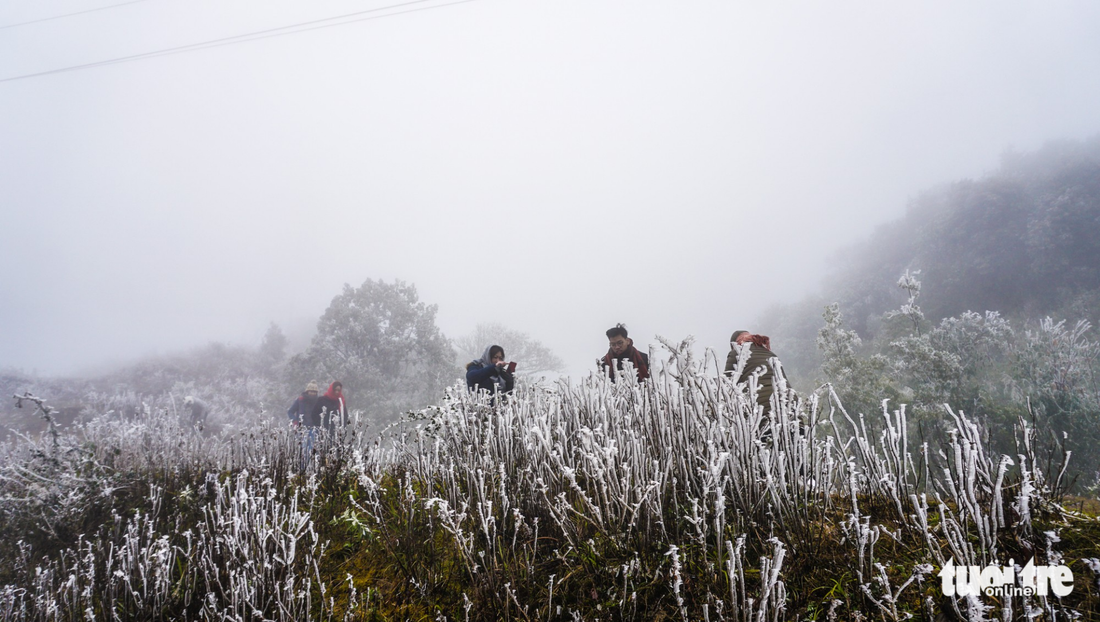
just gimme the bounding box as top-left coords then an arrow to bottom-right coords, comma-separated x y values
0,0 -> 154,30
0,0 -> 478,84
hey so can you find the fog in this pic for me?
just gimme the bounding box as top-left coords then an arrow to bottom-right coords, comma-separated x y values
2,0 -> 1099,377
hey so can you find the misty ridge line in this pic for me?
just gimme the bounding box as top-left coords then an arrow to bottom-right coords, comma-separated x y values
8,139 -> 1100,434
0,0 -> 479,83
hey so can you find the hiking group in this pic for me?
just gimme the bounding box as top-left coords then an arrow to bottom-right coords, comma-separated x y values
464,323 -> 786,413
285,380 -> 349,466
281,322 -> 782,422
278,322 -> 784,467
287,380 -> 348,432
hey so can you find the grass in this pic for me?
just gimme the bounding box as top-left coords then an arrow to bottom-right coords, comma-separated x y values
2,346 -> 1099,620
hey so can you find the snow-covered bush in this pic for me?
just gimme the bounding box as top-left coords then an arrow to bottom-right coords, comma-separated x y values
1,337 -> 1094,620
820,272 -> 1100,487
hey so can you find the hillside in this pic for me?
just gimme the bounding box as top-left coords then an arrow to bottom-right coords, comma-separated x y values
0,340 -> 289,440
762,137 -> 1100,384
1,342 -> 1096,620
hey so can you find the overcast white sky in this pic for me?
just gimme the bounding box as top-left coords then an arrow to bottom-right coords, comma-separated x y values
2,0 -> 1099,377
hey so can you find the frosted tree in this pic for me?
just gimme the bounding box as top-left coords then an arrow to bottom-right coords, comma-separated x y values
259,322 -> 289,371
884,269 -> 926,337
820,269 -> 1098,473
286,279 -> 457,425
455,322 -> 565,378
816,303 -> 897,418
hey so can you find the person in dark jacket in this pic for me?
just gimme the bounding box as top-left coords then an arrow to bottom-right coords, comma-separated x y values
183,395 -> 210,428
601,324 -> 649,382
724,330 -> 785,412
311,381 -> 348,432
289,381 -> 321,468
466,345 -> 515,396
287,381 -> 320,427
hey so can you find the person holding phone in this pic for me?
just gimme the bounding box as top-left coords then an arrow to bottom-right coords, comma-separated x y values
466,345 -> 515,396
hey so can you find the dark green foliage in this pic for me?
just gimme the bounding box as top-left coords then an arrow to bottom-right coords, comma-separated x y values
816,303 -> 900,420
815,275 -> 1100,487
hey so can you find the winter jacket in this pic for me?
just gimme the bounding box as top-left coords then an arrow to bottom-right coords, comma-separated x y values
287,392 -> 321,426
311,383 -> 348,431
602,345 -> 650,382
466,346 -> 515,396
724,341 -> 783,410
466,362 -> 515,395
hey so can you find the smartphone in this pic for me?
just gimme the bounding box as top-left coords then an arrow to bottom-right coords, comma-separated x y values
507,362 -> 517,374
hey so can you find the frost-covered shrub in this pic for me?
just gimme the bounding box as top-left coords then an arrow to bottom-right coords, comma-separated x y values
1,337 -> 1093,620
285,279 -> 457,428
819,272 -> 1099,484
343,338 -> 1085,619
0,397 -> 366,621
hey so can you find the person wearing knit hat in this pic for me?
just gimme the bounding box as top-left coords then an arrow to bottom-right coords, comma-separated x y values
288,381 -> 322,470
287,381 -> 321,427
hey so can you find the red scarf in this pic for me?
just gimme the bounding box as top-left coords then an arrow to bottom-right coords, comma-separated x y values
749,334 -> 771,351
323,383 -> 345,414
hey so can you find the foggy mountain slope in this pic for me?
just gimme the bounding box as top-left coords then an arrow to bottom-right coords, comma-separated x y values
0,372 -> 89,436
760,136 -> 1100,384
0,342 -> 283,436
